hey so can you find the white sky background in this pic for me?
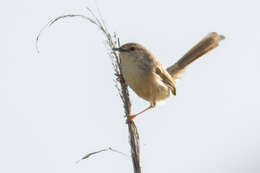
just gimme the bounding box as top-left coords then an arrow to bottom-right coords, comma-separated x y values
1,0 -> 260,172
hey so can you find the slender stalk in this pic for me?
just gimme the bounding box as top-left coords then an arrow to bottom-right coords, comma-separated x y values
36,8 -> 141,173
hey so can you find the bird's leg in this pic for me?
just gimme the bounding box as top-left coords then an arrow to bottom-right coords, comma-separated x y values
126,102 -> 155,123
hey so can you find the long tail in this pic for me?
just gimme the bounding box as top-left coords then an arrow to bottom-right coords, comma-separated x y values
167,32 -> 225,78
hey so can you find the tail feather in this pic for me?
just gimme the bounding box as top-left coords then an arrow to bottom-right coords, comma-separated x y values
167,32 -> 225,78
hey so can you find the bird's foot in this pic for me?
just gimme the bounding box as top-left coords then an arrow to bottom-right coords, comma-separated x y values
126,115 -> 137,124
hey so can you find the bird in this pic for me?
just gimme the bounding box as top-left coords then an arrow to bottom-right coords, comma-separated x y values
113,32 -> 225,122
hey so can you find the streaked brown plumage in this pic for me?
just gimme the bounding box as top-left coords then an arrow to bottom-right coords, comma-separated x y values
113,32 -> 225,122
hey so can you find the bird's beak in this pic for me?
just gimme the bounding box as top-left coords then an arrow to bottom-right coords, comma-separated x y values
112,47 -> 121,51
112,47 -> 127,52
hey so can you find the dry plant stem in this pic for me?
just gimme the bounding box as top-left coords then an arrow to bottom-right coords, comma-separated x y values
85,9 -> 142,173
77,147 -> 129,163
128,122 -> 141,173
36,8 -> 141,173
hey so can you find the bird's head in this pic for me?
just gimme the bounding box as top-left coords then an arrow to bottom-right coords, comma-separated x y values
113,43 -> 149,59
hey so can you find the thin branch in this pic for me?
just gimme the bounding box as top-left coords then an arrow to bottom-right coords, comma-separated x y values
36,8 -> 141,173
76,147 -> 129,164
81,149 -> 109,160
35,14 -> 94,53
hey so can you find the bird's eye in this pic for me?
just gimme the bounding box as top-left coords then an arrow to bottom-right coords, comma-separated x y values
130,47 -> 136,51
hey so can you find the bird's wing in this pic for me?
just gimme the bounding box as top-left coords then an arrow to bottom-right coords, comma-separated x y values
155,66 -> 176,96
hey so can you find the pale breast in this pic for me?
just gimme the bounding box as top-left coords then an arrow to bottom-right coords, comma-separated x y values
120,53 -> 170,103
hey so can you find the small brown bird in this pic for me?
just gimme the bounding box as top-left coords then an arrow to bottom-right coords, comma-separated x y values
113,32 -> 224,122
